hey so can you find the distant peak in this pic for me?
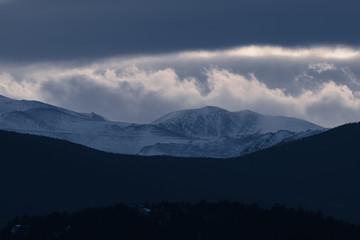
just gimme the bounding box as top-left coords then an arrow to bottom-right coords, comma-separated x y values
197,106 -> 228,112
200,106 -> 224,110
199,107 -> 261,116
239,109 -> 255,113
85,112 -> 107,121
236,109 -> 260,115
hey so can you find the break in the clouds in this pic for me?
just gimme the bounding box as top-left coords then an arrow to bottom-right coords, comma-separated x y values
0,0 -> 360,61
0,45 -> 360,128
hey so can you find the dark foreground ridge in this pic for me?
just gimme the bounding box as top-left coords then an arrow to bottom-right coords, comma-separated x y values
1,122 -> 360,227
1,201 -> 360,240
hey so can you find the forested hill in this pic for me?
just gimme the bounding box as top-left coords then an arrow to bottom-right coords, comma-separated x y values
0,122 -> 360,227
2,201 -> 360,240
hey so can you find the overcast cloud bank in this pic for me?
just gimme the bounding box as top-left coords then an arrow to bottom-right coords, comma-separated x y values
0,46 -> 359,128
0,0 -> 359,60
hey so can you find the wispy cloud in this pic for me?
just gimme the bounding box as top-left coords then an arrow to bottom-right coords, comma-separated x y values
180,46 -> 360,60
308,63 -> 337,73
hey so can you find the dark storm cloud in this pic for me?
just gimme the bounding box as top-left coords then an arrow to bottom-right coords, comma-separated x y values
0,0 -> 359,61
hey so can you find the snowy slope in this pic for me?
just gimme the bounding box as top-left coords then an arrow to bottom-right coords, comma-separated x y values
152,106 -> 323,138
0,95 -> 325,158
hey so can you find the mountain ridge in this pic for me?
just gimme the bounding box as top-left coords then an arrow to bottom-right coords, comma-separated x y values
0,95 -> 324,157
152,105 -> 322,139
0,122 -> 359,227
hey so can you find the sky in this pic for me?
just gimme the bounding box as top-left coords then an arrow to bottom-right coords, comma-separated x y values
0,0 -> 360,127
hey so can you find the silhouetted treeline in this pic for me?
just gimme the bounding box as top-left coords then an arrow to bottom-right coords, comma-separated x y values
2,123 -> 360,227
1,201 -> 360,240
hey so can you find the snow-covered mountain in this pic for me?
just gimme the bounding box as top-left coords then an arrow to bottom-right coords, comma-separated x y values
0,95 -> 325,158
152,106 -> 321,138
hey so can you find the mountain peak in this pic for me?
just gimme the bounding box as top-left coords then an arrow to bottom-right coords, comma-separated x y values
152,106 -> 323,139
82,112 -> 107,121
198,106 -> 228,112
0,96 -> 325,158
236,109 -> 258,114
151,106 -> 228,124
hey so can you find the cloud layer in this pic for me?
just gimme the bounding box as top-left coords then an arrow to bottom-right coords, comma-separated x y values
0,0 -> 360,60
0,46 -> 360,128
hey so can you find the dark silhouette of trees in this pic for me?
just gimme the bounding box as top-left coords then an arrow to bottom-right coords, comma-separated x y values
2,201 -> 360,240
2,123 -> 360,230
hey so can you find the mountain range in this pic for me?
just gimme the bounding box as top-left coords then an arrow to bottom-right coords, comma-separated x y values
0,95 -> 324,158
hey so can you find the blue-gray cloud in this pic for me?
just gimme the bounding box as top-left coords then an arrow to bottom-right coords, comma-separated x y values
0,46 -> 360,127
0,0 -> 359,61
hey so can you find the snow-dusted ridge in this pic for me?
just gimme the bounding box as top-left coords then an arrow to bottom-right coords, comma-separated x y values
0,95 -> 325,158
151,106 -> 323,138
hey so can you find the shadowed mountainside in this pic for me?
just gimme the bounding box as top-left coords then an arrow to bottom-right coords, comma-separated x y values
0,122 -> 359,227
